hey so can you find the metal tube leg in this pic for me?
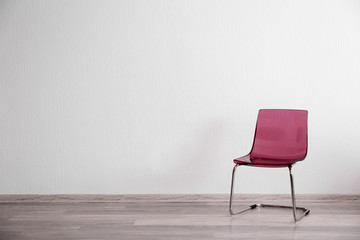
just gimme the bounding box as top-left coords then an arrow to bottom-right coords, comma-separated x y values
229,164 -> 258,215
288,165 -> 310,222
289,166 -> 297,222
229,164 -> 238,215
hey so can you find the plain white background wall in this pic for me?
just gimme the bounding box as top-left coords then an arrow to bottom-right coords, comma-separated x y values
1,0 -> 360,194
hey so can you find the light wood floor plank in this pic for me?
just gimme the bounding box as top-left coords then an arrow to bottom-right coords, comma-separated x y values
0,195 -> 359,239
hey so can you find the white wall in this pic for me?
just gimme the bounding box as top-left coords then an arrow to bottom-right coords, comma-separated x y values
1,0 -> 360,194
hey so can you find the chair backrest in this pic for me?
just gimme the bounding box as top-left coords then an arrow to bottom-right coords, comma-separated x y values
250,109 -> 308,161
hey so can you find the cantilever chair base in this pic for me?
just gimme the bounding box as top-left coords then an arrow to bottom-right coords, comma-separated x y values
229,164 -> 310,223
230,203 -> 310,222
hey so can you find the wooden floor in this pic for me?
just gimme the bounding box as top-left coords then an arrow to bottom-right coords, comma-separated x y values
0,194 -> 359,239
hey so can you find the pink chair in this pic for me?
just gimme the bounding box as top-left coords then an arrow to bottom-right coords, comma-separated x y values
229,109 -> 310,222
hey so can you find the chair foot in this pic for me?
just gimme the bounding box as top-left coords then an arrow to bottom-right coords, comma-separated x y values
260,204 -> 310,222
230,203 -> 310,222
229,204 -> 258,215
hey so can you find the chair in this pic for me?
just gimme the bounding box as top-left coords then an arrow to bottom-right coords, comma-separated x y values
229,109 -> 310,222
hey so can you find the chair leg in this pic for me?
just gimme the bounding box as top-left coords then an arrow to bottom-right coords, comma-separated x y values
288,165 -> 311,222
229,164 -> 258,215
229,164 -> 310,222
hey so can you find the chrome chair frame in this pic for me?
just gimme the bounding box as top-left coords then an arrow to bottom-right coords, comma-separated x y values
229,164 -> 310,223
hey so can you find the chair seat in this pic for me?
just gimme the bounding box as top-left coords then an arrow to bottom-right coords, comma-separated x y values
233,154 -> 298,168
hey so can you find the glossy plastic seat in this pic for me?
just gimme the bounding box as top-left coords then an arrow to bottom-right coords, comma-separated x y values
229,109 -> 310,222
